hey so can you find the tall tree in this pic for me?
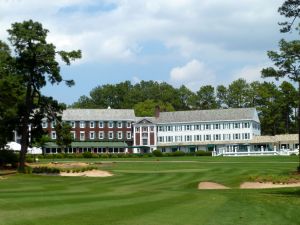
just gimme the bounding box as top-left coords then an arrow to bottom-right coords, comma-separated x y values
262,39 -> 300,170
227,79 -> 251,108
6,20 -> 81,171
0,41 -> 24,148
196,85 -> 218,109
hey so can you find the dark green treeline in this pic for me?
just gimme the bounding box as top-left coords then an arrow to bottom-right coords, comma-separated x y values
71,79 -> 298,136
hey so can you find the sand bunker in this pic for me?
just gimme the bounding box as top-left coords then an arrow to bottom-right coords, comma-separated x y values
60,169 -> 112,177
198,182 -> 230,189
240,182 -> 300,189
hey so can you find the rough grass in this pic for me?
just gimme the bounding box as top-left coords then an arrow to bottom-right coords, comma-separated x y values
0,156 -> 299,225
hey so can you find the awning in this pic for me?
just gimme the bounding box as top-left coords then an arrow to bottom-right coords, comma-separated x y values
44,142 -> 127,148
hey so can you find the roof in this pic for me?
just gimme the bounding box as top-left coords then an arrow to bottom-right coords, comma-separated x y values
44,142 -> 128,148
156,108 -> 259,124
275,134 -> 299,142
62,109 -> 136,121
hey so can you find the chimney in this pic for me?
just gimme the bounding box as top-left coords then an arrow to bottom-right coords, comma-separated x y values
155,105 -> 160,118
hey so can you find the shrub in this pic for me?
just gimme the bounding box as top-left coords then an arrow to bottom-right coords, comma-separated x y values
82,152 -> 93,158
100,154 -> 109,158
0,150 -> 19,168
32,166 -> 60,174
172,150 -> 185,157
152,150 -> 163,157
196,150 -> 212,156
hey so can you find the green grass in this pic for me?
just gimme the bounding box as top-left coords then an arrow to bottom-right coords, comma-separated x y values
0,156 -> 300,225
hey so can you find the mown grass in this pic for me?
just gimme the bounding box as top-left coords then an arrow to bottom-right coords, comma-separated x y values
0,156 -> 299,225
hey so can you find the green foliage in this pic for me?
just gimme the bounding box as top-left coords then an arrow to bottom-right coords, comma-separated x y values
82,152 -> 93,158
195,150 -> 212,156
134,99 -> 175,117
0,150 -> 18,168
172,151 -> 186,157
32,166 -> 60,174
152,150 -> 163,157
2,20 -> 81,171
55,122 -> 72,150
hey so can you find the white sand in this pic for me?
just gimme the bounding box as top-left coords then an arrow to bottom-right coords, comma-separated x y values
198,182 -> 230,189
240,182 -> 300,189
60,169 -> 112,177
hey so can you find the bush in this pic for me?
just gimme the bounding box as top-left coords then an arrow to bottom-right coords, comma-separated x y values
82,152 -> 93,158
172,150 -> 186,157
152,150 -> 163,157
196,150 -> 212,156
32,166 -> 60,174
0,150 -> 19,168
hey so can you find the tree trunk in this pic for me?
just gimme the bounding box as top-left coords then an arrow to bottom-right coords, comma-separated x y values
18,84 -> 32,172
298,81 -> 300,171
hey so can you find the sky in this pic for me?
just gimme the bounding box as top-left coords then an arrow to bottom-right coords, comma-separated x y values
0,0 -> 296,105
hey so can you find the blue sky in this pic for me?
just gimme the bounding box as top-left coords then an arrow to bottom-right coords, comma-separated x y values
0,0 -> 295,105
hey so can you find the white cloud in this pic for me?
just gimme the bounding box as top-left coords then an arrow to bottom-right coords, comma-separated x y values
232,65 -> 266,83
170,59 -> 216,91
0,0 -> 285,64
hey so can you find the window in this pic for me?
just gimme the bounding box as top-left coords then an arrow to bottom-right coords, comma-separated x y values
150,126 -> 154,132
167,126 -> 172,131
51,121 -> 56,128
135,127 -> 140,132
234,123 -> 240,129
127,132 -> 131,139
195,125 -> 200,130
109,132 -> 113,139
142,139 -> 148,145
234,133 -> 240,140
99,131 -> 104,139
244,133 -> 250,139
80,121 -> 85,128
90,131 -> 95,140
158,136 -> 164,142
185,135 -> 192,142
109,121 -> 114,128
142,127 -> 148,132
205,135 -> 211,141
70,121 -> 76,128
118,132 -> 122,139
214,134 -> 221,141
71,131 -> 76,140
214,124 -> 220,129
186,125 -> 191,131
243,122 -> 250,128
117,122 -> 122,128
51,131 -> 56,139
205,124 -> 211,130
99,121 -> 104,128
194,135 -> 201,141
80,131 -> 85,141
167,136 -> 173,142
158,126 -> 163,131
90,121 -> 95,128
42,121 -> 48,128
127,122 -> 131,128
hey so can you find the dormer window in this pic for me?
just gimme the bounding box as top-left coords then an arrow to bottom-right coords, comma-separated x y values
80,121 -> 85,128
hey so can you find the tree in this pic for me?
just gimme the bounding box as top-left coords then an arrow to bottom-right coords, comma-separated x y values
6,20 -> 81,171
278,0 -> 300,33
262,39 -> 300,170
133,99 -> 175,117
227,79 -> 251,108
196,85 -> 218,109
55,122 -> 73,152
0,41 -> 24,148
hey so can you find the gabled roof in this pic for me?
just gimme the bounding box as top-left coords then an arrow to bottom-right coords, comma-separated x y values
135,117 -> 156,124
62,109 -> 136,121
156,108 -> 259,124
